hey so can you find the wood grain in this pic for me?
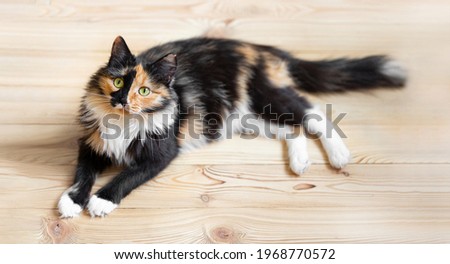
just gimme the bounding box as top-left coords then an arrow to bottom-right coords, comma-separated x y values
1,163 -> 449,210
0,0 -> 449,243
2,207 -> 450,243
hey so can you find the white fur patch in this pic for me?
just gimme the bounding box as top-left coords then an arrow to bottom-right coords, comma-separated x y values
87,195 -> 117,217
147,101 -> 177,134
273,124 -> 310,175
99,101 -> 177,164
286,135 -> 310,175
381,60 -> 407,81
179,102 -> 256,152
207,103 -> 312,175
100,116 -> 137,164
58,186 -> 82,218
305,107 -> 351,169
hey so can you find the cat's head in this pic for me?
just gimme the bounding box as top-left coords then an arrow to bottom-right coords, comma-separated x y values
85,36 -> 177,116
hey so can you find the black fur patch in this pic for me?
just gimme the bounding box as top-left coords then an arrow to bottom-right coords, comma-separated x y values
66,37 -> 406,213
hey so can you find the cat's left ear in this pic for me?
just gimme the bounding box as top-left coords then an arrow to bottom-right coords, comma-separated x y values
108,36 -> 135,69
149,54 -> 177,86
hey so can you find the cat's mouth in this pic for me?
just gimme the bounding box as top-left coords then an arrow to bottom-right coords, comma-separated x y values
123,104 -> 131,112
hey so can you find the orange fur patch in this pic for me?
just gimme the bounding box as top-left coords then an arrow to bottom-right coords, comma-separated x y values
235,44 -> 259,109
83,90 -> 123,116
237,44 -> 259,65
86,130 -> 104,154
98,76 -> 115,95
262,52 -> 295,88
126,64 -> 171,114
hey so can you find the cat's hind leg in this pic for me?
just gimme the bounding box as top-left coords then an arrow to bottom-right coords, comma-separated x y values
248,86 -> 313,174
304,106 -> 351,169
267,105 -> 351,172
246,119 -> 311,175
246,47 -> 350,172
273,124 -> 311,175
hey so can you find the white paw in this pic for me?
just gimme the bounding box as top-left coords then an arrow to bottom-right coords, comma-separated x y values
286,136 -> 310,175
328,144 -> 351,169
58,193 -> 82,218
87,195 -> 117,217
290,157 -> 311,175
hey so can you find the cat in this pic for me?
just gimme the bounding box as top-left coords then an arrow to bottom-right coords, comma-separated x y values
58,36 -> 405,217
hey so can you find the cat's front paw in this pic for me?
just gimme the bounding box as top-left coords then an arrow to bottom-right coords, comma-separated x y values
58,193 -> 82,218
87,195 -> 117,217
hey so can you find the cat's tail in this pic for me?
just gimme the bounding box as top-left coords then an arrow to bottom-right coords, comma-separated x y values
287,56 -> 406,93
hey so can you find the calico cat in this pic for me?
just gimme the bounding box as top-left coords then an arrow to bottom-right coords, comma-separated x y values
58,36 -> 405,217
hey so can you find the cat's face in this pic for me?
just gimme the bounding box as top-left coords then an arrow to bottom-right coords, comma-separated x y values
86,36 -> 177,115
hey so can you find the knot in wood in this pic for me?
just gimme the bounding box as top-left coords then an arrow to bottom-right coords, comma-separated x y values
44,219 -> 73,243
293,183 -> 316,190
211,226 -> 235,243
200,194 -> 210,202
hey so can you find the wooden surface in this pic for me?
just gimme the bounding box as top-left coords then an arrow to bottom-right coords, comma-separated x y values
1,0 -> 450,243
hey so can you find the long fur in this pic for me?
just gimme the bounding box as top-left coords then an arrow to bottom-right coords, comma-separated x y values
58,37 -> 406,217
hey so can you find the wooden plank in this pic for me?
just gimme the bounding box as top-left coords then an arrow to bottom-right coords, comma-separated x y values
1,163 -> 449,210
0,0 -> 449,245
2,207 -> 450,243
0,1 -> 449,56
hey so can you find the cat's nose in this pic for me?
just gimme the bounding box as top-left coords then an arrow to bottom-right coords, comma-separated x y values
119,97 -> 128,106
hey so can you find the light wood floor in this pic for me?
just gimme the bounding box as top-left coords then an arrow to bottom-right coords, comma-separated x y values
1,0 -> 450,243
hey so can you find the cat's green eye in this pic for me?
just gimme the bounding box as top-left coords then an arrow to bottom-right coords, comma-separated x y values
113,77 -> 124,88
139,87 -> 151,96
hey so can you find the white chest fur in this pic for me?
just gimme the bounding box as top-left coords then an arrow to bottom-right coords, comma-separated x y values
97,105 -> 177,163
100,116 -> 143,164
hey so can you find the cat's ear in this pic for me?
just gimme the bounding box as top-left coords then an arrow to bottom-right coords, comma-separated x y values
108,36 -> 134,69
149,54 -> 177,86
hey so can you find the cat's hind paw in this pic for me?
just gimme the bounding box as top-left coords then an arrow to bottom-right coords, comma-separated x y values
328,144 -> 351,169
286,136 -> 310,175
87,195 -> 117,217
290,157 -> 311,175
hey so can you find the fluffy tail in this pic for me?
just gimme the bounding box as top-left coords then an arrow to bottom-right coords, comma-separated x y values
288,56 -> 406,93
